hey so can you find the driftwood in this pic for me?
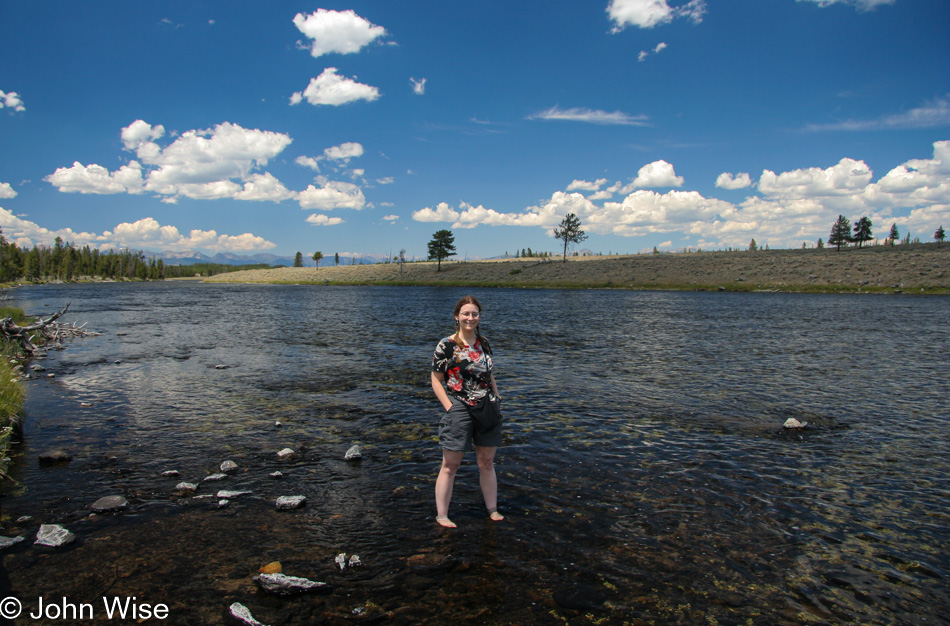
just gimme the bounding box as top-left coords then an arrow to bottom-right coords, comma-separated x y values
0,303 -> 100,354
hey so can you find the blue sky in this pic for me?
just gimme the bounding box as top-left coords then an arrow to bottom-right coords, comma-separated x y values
1,0 -> 948,263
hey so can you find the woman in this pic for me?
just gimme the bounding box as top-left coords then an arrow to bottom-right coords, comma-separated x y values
430,295 -> 504,528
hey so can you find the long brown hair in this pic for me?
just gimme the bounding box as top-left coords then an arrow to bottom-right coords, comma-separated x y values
452,295 -> 492,355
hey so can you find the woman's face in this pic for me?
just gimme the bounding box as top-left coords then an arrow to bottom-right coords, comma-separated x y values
455,303 -> 481,335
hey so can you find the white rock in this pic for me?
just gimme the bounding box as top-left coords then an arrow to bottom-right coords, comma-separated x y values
229,602 -> 270,626
203,473 -> 228,482
254,573 -> 328,596
335,553 -> 347,570
269,471 -> 284,479
348,554 -> 362,567
216,490 -> 252,499
229,602 -> 269,626
275,495 -> 306,510
344,445 -> 362,461
783,418 -> 807,429
35,524 -> 75,548
220,460 -> 239,473
277,448 -> 295,459
161,470 -> 180,477
175,482 -> 198,493
218,499 -> 230,508
0,535 -> 24,550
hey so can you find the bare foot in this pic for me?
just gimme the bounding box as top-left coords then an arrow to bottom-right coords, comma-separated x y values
488,509 -> 504,522
436,516 -> 457,528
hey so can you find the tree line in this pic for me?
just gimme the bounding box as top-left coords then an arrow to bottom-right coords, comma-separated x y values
0,230 -> 273,283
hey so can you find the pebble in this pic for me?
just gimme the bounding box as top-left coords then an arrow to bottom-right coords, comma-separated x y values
216,490 -> 252,499
269,471 -> 284,479
344,444 -> 362,461
229,602 -> 270,626
161,470 -> 180,477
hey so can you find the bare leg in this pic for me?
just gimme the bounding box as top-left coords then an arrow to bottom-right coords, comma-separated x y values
476,446 -> 504,521
435,449 -> 464,527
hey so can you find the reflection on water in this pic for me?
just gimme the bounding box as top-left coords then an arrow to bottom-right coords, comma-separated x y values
1,283 -> 948,624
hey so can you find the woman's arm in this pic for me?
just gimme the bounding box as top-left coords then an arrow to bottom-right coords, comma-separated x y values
490,374 -> 500,399
431,371 -> 454,411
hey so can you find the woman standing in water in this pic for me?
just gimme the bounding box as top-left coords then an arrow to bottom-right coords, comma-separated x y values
430,295 -> 504,528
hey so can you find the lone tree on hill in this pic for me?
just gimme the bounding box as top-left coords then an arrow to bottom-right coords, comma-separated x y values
312,251 -> 323,268
935,225 -> 946,247
553,212 -> 587,262
853,216 -> 873,247
294,252 -> 303,267
427,229 -> 456,271
829,215 -> 852,251
888,224 -> 900,246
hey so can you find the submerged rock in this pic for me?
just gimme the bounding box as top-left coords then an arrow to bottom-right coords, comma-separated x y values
91,495 -> 129,513
220,460 -> 239,473
253,573 -> 329,596
35,524 -> 75,548
203,473 -> 228,482
277,448 -> 294,459
269,471 -> 284,479
344,445 -> 362,461
275,495 -> 306,510
335,553 -> 347,571
229,602 -> 270,626
0,535 -> 24,550
175,482 -> 198,493
783,418 -> 808,429
38,450 -> 72,465
348,554 -> 362,568
161,470 -> 180,477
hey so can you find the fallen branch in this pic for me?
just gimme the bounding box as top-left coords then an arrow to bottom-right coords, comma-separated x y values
0,303 -> 100,354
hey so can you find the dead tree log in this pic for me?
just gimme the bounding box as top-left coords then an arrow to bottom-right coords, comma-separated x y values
0,303 -> 98,354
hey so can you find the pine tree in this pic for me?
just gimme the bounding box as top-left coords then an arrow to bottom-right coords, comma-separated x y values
853,217 -> 873,247
427,230 -> 456,271
829,215 -> 852,251
553,213 -> 588,262
935,225 -> 946,247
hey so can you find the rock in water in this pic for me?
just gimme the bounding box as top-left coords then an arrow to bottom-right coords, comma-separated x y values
344,445 -> 361,461
229,602 -> 270,626
216,490 -> 252,499
38,450 -> 72,465
275,495 -> 306,510
348,554 -> 362,567
335,553 -> 347,570
0,535 -> 24,550
175,482 -> 198,493
35,524 -> 75,548
220,460 -> 239,473
783,418 -> 807,429
203,473 -> 228,482
254,573 -> 329,596
277,448 -> 295,459
91,495 -> 129,513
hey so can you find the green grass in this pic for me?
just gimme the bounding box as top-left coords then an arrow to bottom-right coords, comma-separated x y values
0,305 -> 28,479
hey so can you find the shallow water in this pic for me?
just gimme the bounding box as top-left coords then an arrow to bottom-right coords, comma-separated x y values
1,283 -> 948,624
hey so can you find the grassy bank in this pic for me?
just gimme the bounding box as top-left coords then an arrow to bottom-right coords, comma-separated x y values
0,306 -> 28,479
205,243 -> 950,294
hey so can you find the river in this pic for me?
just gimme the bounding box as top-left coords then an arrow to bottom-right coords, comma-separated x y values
1,283 -> 947,624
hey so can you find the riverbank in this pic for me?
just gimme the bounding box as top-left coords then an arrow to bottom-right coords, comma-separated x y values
205,243 -> 950,293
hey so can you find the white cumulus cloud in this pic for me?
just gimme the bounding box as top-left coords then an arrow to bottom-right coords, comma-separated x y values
293,9 -> 386,58
716,172 -> 753,190
45,161 -> 145,195
297,181 -> 366,210
633,160 -> 684,188
0,182 -> 17,199
306,214 -> 345,226
0,208 -> 275,253
0,90 -> 26,112
608,0 -> 706,31
290,68 -> 380,106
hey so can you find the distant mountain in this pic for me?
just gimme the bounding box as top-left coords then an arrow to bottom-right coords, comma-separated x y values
154,250 -> 399,267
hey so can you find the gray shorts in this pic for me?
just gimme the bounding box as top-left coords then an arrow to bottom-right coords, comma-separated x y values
439,399 -> 503,451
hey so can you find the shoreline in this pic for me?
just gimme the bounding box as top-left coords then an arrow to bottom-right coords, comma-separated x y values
203,244 -> 950,294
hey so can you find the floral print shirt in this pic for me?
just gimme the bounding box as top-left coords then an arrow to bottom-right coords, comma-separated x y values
431,336 -> 494,406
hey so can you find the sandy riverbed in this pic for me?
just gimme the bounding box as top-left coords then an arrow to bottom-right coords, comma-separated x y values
203,244 -> 950,293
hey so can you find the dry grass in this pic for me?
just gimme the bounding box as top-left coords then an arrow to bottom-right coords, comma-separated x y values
204,244 -> 950,293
